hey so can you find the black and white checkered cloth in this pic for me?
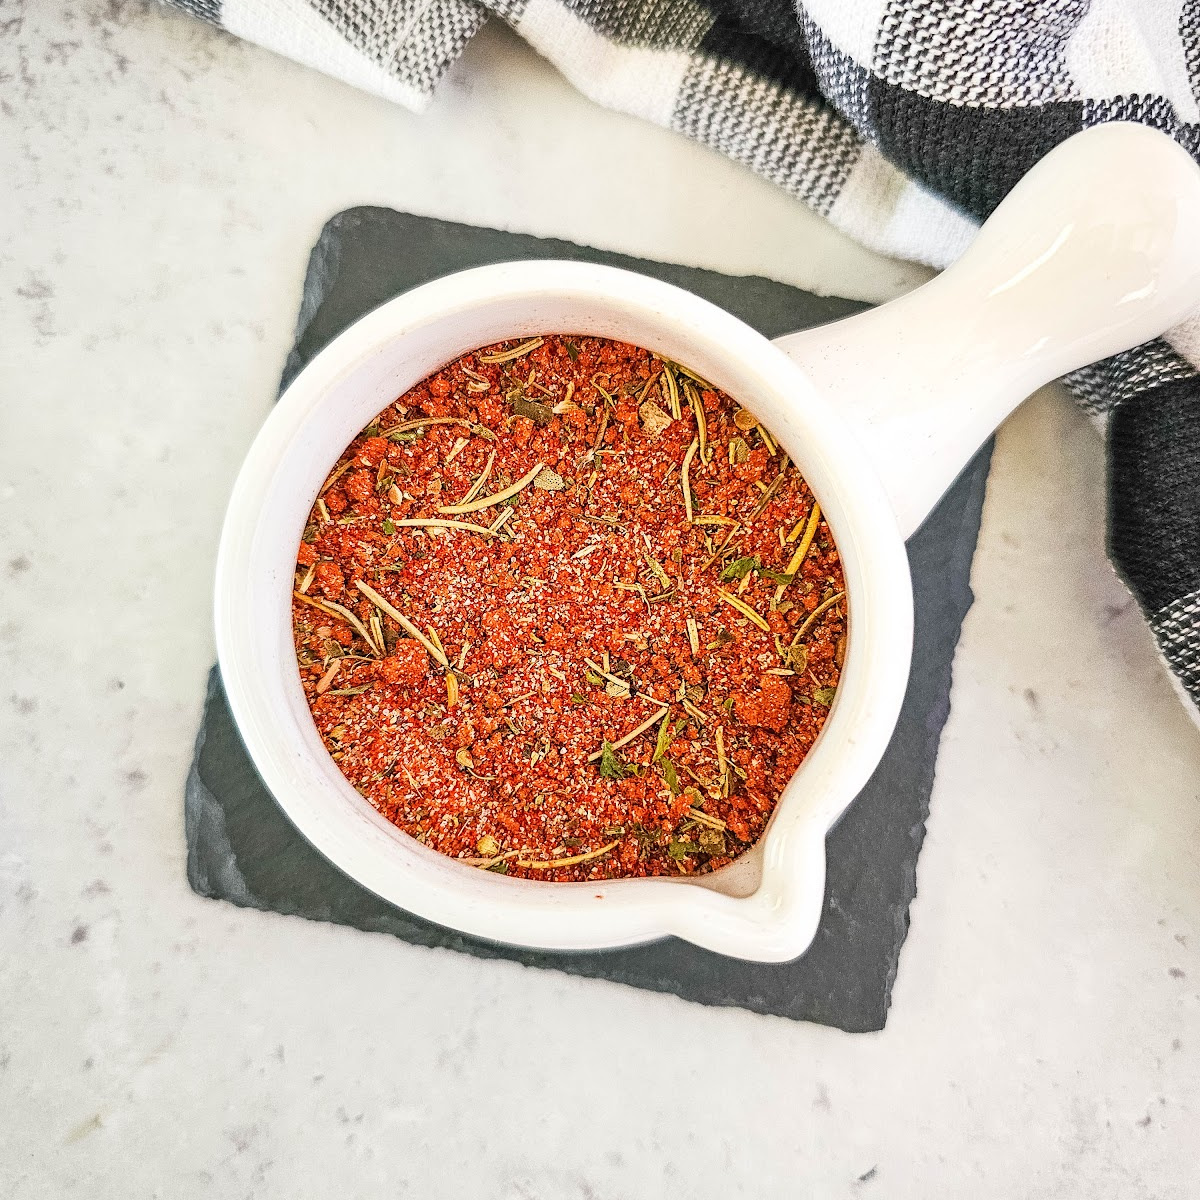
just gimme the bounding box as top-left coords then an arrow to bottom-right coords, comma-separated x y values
167,0 -> 1200,719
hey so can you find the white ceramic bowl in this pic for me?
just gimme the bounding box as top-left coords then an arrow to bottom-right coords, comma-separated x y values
215,124 -> 1200,961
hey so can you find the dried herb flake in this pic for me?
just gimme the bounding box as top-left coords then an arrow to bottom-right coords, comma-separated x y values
758,567 -> 793,585
511,394 -> 554,425
662,758 -> 681,795
597,741 -> 629,780
721,555 -> 760,581
652,712 -> 672,763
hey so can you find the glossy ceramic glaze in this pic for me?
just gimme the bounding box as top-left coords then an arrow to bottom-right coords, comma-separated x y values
215,124 -> 1200,961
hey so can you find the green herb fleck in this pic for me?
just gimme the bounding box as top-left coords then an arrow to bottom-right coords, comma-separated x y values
652,712 -> 672,764
720,555 -> 760,582
511,394 -> 554,425
585,669 -> 604,687
569,693 -> 587,704
486,859 -> 509,874
597,741 -> 629,780
698,829 -> 726,855
667,840 -> 693,861
758,567 -> 793,585
565,340 -> 580,362
786,643 -> 808,673
662,758 -> 680,795
630,824 -> 657,849
812,686 -> 838,707
382,519 -> 396,535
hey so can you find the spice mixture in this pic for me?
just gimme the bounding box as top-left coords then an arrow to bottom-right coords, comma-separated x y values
292,335 -> 847,881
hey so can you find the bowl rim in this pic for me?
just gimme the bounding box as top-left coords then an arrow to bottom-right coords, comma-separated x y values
214,260 -> 914,962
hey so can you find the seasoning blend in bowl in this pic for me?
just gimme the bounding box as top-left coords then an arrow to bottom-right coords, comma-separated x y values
291,335 -> 847,882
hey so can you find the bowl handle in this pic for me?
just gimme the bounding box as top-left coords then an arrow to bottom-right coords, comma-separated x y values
773,123 -> 1200,538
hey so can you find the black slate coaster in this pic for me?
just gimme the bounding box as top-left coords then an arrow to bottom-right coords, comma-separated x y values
187,209 -> 992,1032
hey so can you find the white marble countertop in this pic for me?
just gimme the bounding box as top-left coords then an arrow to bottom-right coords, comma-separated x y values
3,3 -> 1198,1196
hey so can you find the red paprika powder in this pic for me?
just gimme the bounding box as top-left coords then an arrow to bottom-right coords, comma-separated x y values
292,335 -> 847,881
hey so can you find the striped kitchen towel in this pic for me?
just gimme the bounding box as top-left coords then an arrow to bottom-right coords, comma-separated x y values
165,0 -> 1200,719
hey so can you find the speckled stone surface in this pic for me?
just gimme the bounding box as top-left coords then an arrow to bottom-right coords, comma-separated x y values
186,208 -> 992,1031
5,4 -> 1198,1195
